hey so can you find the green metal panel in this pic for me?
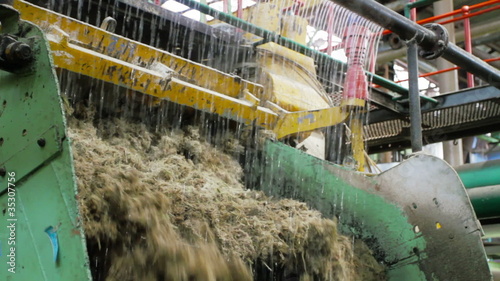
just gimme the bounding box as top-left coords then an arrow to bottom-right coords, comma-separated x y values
246,141 -> 491,280
0,6 -> 91,281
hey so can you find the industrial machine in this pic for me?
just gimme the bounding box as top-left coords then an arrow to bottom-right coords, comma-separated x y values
0,0 -> 498,280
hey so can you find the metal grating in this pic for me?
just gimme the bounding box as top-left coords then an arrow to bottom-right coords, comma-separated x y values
365,86 -> 500,153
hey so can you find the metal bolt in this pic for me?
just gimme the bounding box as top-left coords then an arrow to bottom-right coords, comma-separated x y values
37,138 -> 46,147
5,41 -> 33,63
0,167 -> 6,177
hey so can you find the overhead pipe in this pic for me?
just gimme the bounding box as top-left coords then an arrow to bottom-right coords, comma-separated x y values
380,0 -> 500,35
456,159 -> 500,189
378,21 -> 500,64
330,0 -> 500,87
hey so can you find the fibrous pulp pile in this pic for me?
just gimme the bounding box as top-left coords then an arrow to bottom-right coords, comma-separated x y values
68,114 -> 385,281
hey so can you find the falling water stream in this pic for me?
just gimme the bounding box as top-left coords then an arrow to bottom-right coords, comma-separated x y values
29,0 -> 386,279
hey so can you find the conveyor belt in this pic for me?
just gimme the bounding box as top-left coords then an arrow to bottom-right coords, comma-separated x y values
366,85 -> 500,153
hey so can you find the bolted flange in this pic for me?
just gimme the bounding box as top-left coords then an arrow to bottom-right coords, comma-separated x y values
418,23 -> 449,60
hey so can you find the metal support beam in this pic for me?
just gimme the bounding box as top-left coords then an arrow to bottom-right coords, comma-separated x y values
406,2 -> 423,153
407,41 -> 423,152
434,0 -> 462,167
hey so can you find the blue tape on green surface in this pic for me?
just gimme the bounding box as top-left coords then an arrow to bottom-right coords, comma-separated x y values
45,226 -> 59,262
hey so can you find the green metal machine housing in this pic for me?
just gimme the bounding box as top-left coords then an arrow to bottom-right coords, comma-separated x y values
0,3 -> 492,281
0,6 -> 91,280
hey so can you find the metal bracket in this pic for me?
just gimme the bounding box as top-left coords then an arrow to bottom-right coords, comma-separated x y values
418,23 -> 449,60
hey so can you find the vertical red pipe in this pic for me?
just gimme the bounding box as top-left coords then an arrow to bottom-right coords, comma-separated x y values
327,6 -> 334,55
410,0 -> 417,21
237,0 -> 243,18
462,5 -> 474,87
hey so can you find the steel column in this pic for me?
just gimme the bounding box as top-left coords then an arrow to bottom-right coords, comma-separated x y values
434,0 -> 463,166
407,2 -> 423,152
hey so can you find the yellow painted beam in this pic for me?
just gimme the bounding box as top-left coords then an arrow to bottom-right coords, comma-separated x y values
350,117 -> 366,172
47,33 -> 278,129
14,0 -> 358,140
13,0 -> 262,99
274,107 -> 350,139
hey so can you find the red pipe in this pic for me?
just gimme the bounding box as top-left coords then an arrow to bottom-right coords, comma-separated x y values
409,0 -> 417,21
382,0 -> 500,35
222,0 -> 228,13
237,0 -> 242,18
485,57 -> 500,63
437,5 -> 500,26
418,0 -> 499,25
375,57 -> 500,86
462,6 -> 475,87
327,6 -> 334,55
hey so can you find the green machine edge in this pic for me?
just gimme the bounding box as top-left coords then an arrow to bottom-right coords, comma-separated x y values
247,141 -> 491,280
0,5 -> 92,280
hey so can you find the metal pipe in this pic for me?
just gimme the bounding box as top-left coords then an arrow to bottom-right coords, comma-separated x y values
377,21 -> 500,64
466,185 -> 500,219
331,0 -> 437,49
403,0 -> 439,22
392,57 -> 500,84
417,0 -> 499,26
237,0 -> 242,18
331,0 -> 500,87
407,0 -> 440,9
437,5 -> 500,26
326,6 -> 334,55
385,0 -> 500,35
456,160 -> 500,189
222,0 -> 228,13
407,42 -> 423,152
175,0 -> 410,95
442,44 -> 499,87
482,224 -> 500,239
406,3 -> 423,152
462,6 -> 474,87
